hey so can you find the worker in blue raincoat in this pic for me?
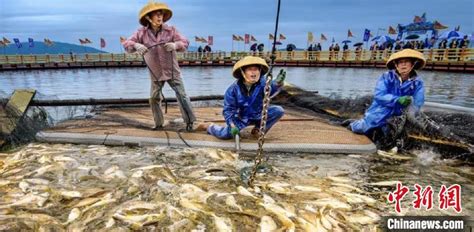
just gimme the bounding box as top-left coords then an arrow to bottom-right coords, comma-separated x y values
346,49 -> 426,143
197,56 -> 286,139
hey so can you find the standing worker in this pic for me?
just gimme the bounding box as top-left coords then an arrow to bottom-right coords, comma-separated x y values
122,1 -> 196,131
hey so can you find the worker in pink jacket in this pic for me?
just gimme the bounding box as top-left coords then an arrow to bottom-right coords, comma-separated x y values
122,1 -> 195,131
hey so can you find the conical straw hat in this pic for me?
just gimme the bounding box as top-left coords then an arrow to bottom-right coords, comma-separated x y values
232,56 -> 269,79
139,2 -> 173,26
386,49 -> 426,70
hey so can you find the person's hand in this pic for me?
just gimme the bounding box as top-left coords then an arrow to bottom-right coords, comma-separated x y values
133,43 -> 148,56
164,42 -> 176,52
230,126 -> 240,137
397,96 -> 412,106
275,69 -> 286,85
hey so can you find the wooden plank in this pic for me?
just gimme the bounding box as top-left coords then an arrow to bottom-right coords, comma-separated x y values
0,89 -> 36,135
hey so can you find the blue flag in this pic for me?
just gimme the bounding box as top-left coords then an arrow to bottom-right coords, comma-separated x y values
13,38 -> 22,48
363,29 -> 371,42
28,38 -> 34,48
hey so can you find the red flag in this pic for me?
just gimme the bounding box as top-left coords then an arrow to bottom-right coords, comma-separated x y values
320,33 -> 327,41
269,33 -> 274,40
279,34 -> 286,40
414,15 -> 422,23
244,34 -> 250,44
250,35 -> 257,42
347,29 -> 354,37
100,38 -> 106,48
208,36 -> 213,45
433,21 -> 448,30
2,37 -> 11,44
388,26 -> 397,35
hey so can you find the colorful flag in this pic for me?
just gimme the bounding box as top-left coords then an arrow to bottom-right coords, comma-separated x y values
13,38 -> 22,48
454,25 -> 460,31
279,33 -> 286,40
238,35 -> 244,41
2,37 -> 11,44
307,32 -> 314,43
388,26 -> 397,35
363,29 -> 371,42
232,34 -> 239,41
433,21 -> 448,30
250,35 -> 257,42
44,38 -> 53,46
28,38 -> 34,48
100,38 -> 106,48
84,38 -> 92,43
120,36 -> 127,43
269,33 -> 274,40
208,36 -> 213,45
320,34 -> 327,41
200,37 -> 207,43
244,34 -> 250,44
413,15 -> 423,23
348,29 -> 354,38
79,39 -> 86,45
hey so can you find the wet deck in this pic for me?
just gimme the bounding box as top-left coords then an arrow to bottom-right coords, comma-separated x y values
37,105 -> 376,153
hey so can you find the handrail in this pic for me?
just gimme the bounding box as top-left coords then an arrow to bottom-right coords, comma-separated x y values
0,48 -> 472,65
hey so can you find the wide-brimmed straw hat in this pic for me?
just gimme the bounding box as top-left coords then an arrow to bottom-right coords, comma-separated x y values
386,49 -> 426,70
232,56 -> 269,79
139,2 -> 173,26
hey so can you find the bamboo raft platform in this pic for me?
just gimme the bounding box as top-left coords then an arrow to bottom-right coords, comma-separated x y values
37,105 -> 376,154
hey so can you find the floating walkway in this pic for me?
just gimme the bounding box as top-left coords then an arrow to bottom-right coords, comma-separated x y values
1,49 -> 473,72
36,106 -> 376,154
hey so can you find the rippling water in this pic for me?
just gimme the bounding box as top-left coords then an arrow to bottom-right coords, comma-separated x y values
0,144 -> 472,231
1,67 -> 473,107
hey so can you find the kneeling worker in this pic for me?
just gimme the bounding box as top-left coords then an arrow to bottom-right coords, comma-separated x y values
347,49 -> 426,145
201,56 -> 286,139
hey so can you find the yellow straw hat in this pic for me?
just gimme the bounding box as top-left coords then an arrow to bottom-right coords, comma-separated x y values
139,2 -> 173,26
386,49 -> 426,70
232,56 -> 269,79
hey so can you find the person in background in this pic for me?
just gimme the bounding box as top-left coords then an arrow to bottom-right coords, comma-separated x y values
122,1 -> 196,131
198,56 -> 286,140
344,49 -> 426,149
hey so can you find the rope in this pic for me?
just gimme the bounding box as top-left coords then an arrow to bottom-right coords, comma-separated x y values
248,0 -> 282,187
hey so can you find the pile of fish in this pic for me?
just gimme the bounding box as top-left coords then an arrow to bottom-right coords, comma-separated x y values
0,143 -> 406,231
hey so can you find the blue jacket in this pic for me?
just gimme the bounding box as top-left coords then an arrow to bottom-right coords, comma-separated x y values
351,70 -> 424,134
223,76 -> 281,130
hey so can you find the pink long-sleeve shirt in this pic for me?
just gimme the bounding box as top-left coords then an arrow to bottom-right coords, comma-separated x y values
122,24 -> 189,81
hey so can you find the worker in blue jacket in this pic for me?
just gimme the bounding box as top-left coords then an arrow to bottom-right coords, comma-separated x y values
347,49 -> 426,142
199,56 -> 286,139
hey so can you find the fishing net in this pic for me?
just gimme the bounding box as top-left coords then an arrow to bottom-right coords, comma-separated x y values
275,85 -> 473,158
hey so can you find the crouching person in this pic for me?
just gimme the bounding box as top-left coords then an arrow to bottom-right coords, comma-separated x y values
202,56 -> 286,139
347,49 -> 426,148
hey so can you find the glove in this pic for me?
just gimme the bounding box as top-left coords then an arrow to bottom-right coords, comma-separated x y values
230,126 -> 240,137
275,69 -> 286,84
397,96 -> 412,106
164,42 -> 176,52
133,43 -> 148,56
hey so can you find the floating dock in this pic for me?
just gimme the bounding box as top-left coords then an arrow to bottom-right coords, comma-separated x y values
36,105 -> 376,154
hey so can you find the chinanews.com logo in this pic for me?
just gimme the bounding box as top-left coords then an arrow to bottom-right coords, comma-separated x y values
383,182 -> 473,231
